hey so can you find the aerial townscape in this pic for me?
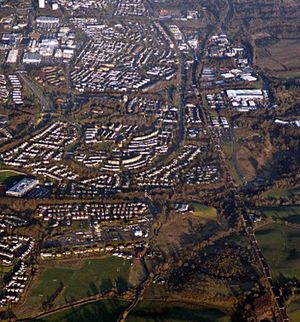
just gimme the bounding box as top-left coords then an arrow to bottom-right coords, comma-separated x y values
0,0 -> 299,321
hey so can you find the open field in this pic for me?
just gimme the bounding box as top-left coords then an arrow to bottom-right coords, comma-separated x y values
260,187 -> 300,200
17,257 -> 131,317
190,202 -> 217,220
36,298 -> 129,322
256,224 -> 300,279
287,298 -> 300,322
256,205 -> 300,224
127,300 -> 231,322
223,142 -> 243,185
257,39 -> 300,78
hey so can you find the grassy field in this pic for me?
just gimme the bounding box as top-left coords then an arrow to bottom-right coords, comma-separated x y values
260,187 -> 300,200
256,205 -> 300,224
0,169 -> 25,186
287,298 -> 300,322
256,224 -> 300,279
257,39 -> 300,78
223,142 -> 243,185
22,257 -> 131,310
127,300 -> 231,322
35,298 -> 129,322
190,202 -> 217,220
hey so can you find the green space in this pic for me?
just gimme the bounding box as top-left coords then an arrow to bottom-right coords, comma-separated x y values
127,300 -> 231,322
260,187 -> 300,200
223,142 -> 242,186
256,205 -> 300,224
190,202 -> 217,220
24,257 -> 131,308
287,298 -> 300,322
36,298 -> 129,322
256,224 -> 300,279
0,169 -> 25,187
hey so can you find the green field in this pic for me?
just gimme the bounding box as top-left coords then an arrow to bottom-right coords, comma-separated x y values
256,224 -> 300,279
190,202 -> 217,220
261,187 -> 300,200
223,142 -> 243,185
256,206 -> 300,224
23,257 -> 131,309
0,169 -> 25,186
127,300 -> 231,322
287,298 -> 300,322
36,298 -> 129,322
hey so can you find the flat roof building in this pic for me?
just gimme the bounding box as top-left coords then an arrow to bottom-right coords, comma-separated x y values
6,178 -> 39,198
23,52 -> 42,64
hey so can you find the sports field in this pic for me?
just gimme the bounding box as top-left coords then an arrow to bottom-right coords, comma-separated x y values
23,257 -> 131,310
256,224 -> 300,279
127,300 -> 231,322
256,205 -> 300,224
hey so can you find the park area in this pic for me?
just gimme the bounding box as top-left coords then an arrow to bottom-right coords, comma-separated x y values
256,224 -> 300,279
15,257 -> 131,319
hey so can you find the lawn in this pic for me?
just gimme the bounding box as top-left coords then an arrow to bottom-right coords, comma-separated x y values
190,202 -> 217,220
36,298 -> 129,322
287,298 -> 300,322
23,257 -> 131,310
256,224 -> 300,279
127,300 -> 231,322
0,169 -> 25,187
256,205 -> 300,224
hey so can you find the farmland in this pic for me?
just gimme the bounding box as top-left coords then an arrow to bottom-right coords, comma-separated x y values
256,224 -> 300,279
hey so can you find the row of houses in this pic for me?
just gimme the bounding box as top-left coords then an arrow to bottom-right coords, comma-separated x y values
57,0 -> 109,11
185,165 -> 220,185
0,261 -> 29,308
114,0 -> 147,17
0,74 -> 9,103
69,18 -> 177,93
136,145 -> 202,188
1,121 -> 78,168
37,202 -> 149,226
8,74 -> 23,105
0,235 -> 33,266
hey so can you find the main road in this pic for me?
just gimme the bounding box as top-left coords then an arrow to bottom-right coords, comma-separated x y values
16,71 -> 53,112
